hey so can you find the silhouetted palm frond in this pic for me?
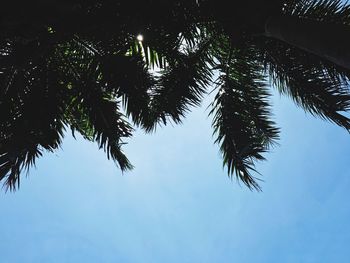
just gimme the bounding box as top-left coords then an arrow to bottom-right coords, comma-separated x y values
210,39 -> 279,190
284,0 -> 350,24
0,52 -> 67,190
257,38 -> 350,130
146,40 -> 214,131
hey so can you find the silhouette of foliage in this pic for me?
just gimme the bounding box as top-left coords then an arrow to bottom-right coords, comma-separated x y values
1,0 -> 350,190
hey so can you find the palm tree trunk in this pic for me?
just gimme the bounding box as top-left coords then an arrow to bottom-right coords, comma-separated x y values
264,15 -> 350,70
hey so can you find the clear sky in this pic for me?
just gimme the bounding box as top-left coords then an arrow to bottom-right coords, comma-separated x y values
1,88 -> 350,262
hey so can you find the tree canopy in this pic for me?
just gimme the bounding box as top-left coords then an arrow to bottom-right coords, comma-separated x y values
1,0 -> 350,191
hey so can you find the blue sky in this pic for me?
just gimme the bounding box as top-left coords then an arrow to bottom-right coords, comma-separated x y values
1,89 -> 350,262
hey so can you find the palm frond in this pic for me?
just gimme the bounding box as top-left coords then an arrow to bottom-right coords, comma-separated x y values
57,41 -> 134,171
210,43 -> 279,190
258,38 -> 350,130
145,39 -> 214,131
283,0 -> 350,25
0,145 -> 43,191
0,52 -> 67,190
101,54 -> 155,128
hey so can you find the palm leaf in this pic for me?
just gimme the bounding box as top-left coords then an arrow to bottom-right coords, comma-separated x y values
257,37 -> 350,130
210,41 -> 279,190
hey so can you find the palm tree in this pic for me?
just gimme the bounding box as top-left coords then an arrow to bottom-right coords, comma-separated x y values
1,0 -> 350,191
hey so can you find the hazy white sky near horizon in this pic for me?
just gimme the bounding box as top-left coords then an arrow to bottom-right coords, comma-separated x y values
1,89 -> 350,262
